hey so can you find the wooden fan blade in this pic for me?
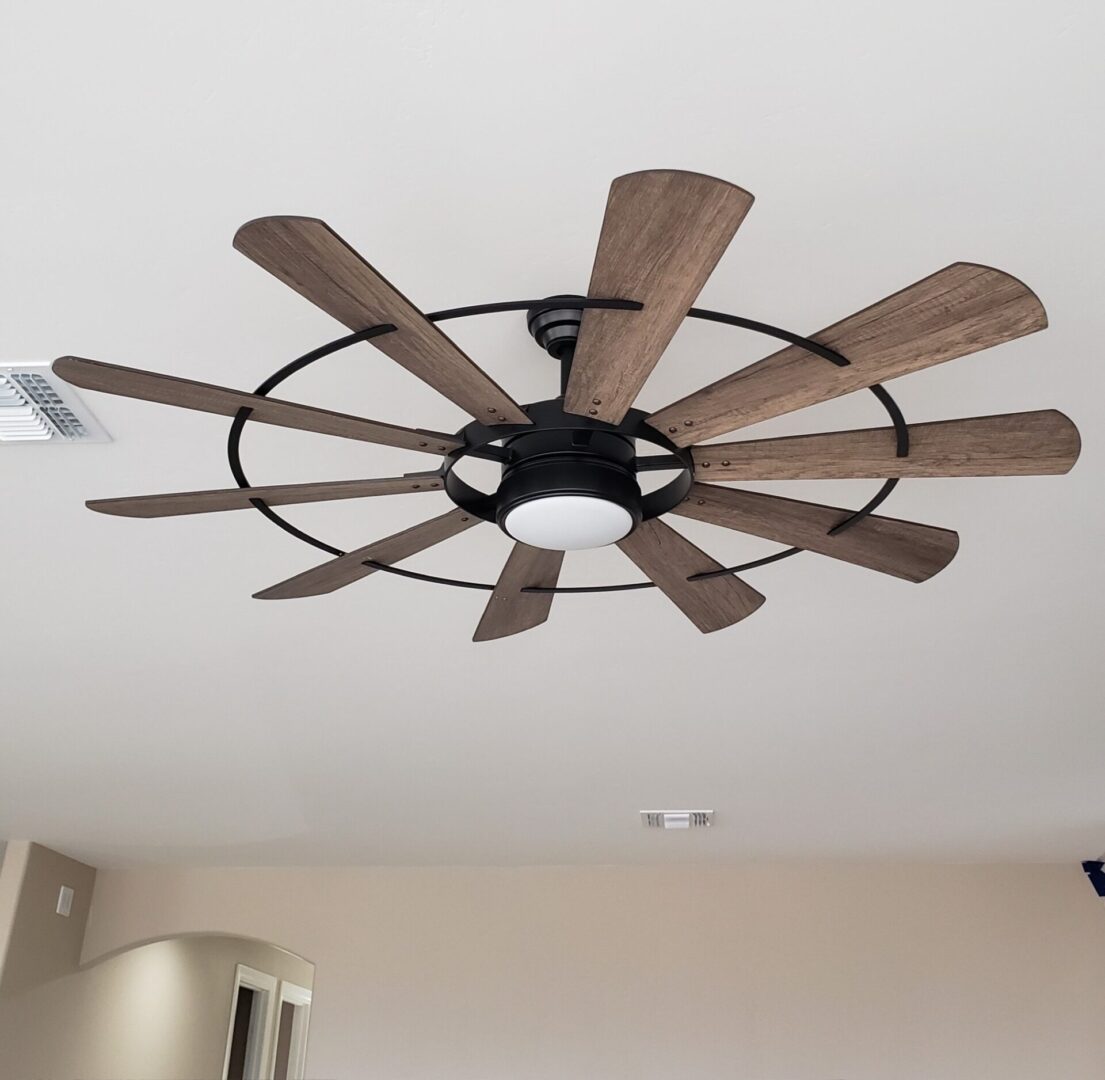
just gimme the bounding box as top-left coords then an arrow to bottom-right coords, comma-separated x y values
234,216 -> 530,425
648,263 -> 1047,446
673,483 -> 958,582
254,508 -> 481,600
563,171 -> 754,424
53,357 -> 460,455
87,472 -> 445,518
692,410 -> 1081,480
616,518 -> 765,633
473,543 -> 565,642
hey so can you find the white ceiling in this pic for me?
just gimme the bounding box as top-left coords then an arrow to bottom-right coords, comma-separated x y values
3,0 -> 1104,867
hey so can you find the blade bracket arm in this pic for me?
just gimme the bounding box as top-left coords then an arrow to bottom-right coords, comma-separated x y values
635,453 -> 686,472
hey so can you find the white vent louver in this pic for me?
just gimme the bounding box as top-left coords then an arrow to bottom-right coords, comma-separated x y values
0,363 -> 109,443
641,810 -> 714,830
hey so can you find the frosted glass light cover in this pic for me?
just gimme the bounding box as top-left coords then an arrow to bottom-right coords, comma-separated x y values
502,495 -> 634,551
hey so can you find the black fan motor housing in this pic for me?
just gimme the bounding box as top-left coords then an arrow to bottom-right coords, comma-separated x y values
495,420 -> 642,535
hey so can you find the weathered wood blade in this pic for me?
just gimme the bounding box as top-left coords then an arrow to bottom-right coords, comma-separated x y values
690,411 -> 1080,480
53,357 -> 459,454
673,483 -> 959,582
563,171 -> 753,424
254,508 -> 481,600
234,216 -> 530,424
648,263 -> 1047,445
473,543 -> 565,642
87,472 -> 444,518
616,517 -> 765,633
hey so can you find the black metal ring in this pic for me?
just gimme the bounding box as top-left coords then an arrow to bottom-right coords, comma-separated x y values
227,300 -> 909,592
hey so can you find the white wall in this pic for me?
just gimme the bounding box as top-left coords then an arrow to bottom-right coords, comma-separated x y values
82,863 -> 1105,1080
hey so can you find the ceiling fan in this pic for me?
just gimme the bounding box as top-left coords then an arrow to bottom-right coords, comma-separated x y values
55,169 -> 1080,640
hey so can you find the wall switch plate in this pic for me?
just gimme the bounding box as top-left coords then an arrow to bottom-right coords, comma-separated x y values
56,885 -> 74,917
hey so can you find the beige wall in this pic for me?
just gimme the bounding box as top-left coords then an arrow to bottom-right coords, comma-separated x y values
0,843 -> 313,1080
0,841 -> 21,989
0,840 -> 96,998
0,933 -> 313,1080
81,862 -> 1105,1080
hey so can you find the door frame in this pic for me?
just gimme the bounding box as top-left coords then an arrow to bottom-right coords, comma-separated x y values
222,964 -> 278,1080
275,979 -> 313,1080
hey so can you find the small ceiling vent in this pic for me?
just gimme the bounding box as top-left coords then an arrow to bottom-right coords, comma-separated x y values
0,363 -> 109,443
641,810 -> 714,830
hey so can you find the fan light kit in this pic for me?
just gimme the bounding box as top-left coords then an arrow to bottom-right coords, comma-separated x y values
503,496 -> 634,551
54,169 -> 1081,640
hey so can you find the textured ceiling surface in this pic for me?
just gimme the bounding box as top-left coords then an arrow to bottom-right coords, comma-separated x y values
2,0 -> 1104,866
